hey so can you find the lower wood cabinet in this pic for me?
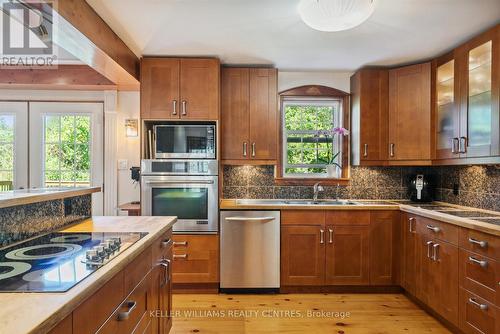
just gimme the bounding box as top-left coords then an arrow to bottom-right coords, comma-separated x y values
281,210 -> 397,287
459,288 -> 500,334
281,225 -> 325,286
172,234 -> 219,284
48,229 -> 173,334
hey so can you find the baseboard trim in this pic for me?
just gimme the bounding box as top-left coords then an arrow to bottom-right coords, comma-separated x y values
280,285 -> 403,294
173,283 -> 219,294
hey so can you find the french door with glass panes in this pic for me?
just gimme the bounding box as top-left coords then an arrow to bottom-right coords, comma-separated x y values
29,102 -> 104,215
0,102 -> 28,190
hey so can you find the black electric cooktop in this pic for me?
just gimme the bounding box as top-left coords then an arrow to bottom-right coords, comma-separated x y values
0,232 -> 147,292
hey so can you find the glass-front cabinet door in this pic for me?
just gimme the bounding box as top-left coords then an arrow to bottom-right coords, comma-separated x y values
435,55 -> 459,159
460,32 -> 499,158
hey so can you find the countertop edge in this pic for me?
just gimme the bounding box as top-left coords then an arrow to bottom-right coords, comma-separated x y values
11,216 -> 176,334
0,187 -> 101,209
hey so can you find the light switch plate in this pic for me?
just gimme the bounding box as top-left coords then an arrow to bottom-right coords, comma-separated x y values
118,159 -> 128,170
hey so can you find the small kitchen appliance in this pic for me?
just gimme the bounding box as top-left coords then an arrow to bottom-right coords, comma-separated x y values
409,174 -> 434,202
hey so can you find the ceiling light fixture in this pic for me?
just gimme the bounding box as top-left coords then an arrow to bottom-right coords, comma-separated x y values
298,0 -> 377,32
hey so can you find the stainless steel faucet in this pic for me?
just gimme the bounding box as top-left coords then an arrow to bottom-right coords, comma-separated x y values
313,182 -> 324,201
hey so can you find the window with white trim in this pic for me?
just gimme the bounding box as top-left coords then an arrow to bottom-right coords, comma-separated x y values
282,98 -> 346,178
0,114 -> 15,190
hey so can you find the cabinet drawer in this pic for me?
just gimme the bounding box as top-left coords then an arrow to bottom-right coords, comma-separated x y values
172,235 -> 219,283
97,274 -> 151,334
460,228 -> 500,261
125,247 -> 152,294
48,314 -> 72,334
152,229 -> 173,264
326,211 -> 370,226
281,210 -> 325,226
460,249 -> 500,305
416,216 -> 459,245
459,288 -> 500,334
74,272 -> 124,334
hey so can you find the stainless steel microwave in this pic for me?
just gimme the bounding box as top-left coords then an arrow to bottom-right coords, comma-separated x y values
153,124 -> 216,159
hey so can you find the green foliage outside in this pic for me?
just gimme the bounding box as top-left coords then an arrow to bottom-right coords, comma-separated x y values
0,115 -> 14,185
284,105 -> 338,175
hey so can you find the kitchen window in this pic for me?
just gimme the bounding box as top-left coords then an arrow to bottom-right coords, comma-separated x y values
0,114 -> 15,190
277,85 -> 350,183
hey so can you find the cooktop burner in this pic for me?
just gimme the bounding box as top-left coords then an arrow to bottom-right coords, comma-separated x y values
0,232 -> 147,292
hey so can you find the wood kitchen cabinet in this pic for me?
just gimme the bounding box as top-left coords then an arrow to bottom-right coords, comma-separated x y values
171,234 -> 219,286
388,62 -> 432,162
221,67 -> 278,163
325,225 -> 370,285
350,69 -> 389,165
141,57 -> 219,120
370,211 -> 400,285
401,213 -> 419,296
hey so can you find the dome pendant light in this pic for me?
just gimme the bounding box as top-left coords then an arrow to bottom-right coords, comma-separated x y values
298,0 -> 377,32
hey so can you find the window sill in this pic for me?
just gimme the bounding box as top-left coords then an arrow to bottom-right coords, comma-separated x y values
274,177 -> 350,186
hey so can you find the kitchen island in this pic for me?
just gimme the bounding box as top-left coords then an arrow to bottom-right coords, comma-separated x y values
0,216 -> 176,334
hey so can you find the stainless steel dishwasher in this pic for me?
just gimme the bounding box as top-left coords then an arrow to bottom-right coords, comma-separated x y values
220,210 -> 280,292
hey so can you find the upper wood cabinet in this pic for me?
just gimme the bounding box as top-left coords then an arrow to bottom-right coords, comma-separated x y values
433,25 -> 500,162
221,67 -> 278,163
350,69 -> 389,165
141,57 -> 220,120
388,62 -> 432,162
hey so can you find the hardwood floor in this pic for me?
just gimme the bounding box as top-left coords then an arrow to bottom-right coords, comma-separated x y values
172,293 -> 450,333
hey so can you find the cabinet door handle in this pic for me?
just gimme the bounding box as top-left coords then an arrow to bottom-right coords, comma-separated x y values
363,144 -> 368,157
117,301 -> 137,321
172,100 -> 177,115
320,229 -> 324,244
181,100 -> 187,116
408,217 -> 415,233
173,241 -> 187,246
459,136 -> 467,153
389,143 -> 395,157
328,229 -> 333,244
469,256 -> 488,268
468,237 -> 488,248
161,239 -> 173,248
426,225 -> 441,233
451,137 -> 459,154
160,259 -> 171,286
251,143 -> 256,157
426,241 -> 433,258
468,298 -> 488,311
432,243 -> 439,261
243,142 -> 247,157
173,254 -> 187,259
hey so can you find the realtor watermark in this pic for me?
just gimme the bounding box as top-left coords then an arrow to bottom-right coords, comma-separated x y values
1,0 -> 57,68
150,309 -> 352,319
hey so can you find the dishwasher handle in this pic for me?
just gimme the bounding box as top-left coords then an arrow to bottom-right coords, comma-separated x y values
225,216 -> 276,222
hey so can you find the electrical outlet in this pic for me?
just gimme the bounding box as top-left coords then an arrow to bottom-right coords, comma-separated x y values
118,159 -> 128,170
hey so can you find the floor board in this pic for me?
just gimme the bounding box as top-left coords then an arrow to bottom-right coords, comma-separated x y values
171,293 -> 451,333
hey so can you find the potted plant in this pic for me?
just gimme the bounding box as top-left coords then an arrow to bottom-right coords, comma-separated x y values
314,127 -> 349,178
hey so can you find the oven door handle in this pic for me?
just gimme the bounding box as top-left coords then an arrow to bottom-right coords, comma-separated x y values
144,180 -> 215,185
225,217 -> 276,222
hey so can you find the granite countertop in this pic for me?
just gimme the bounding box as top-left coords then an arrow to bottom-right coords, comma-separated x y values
0,187 -> 101,209
220,199 -> 500,236
0,216 -> 176,334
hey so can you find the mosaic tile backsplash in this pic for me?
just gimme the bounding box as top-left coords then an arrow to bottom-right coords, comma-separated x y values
0,194 -> 92,247
222,165 -> 500,212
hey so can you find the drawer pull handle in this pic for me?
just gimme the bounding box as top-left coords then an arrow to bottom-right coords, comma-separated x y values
468,298 -> 488,311
426,225 -> 441,233
161,239 -> 173,248
328,229 -> 333,244
173,241 -> 188,246
408,217 -> 416,233
426,241 -> 433,258
469,256 -> 488,268
173,254 -> 187,259
320,229 -> 324,244
468,238 -> 487,248
117,301 -> 137,321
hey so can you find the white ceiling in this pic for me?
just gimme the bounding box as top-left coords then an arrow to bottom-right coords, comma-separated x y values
86,0 -> 500,71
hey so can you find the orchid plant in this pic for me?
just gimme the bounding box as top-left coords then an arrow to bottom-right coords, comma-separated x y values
313,127 -> 349,167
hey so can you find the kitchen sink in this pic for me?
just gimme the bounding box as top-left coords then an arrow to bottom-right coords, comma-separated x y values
235,199 -> 361,206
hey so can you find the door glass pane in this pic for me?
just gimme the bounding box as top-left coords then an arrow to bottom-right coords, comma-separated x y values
152,188 -> 208,219
0,115 -> 15,191
43,114 -> 91,188
436,60 -> 455,149
468,41 -> 492,146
